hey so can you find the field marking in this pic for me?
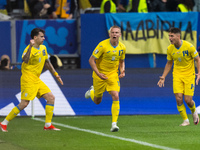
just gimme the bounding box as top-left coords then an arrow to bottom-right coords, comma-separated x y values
34,118 -> 179,150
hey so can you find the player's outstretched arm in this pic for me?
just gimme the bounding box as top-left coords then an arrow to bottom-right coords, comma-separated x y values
157,77 -> 165,87
157,60 -> 173,88
195,56 -> 200,85
44,59 -> 63,85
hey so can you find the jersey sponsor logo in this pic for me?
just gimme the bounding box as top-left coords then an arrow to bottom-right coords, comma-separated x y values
42,50 -> 46,56
107,51 -> 110,53
95,49 -> 99,54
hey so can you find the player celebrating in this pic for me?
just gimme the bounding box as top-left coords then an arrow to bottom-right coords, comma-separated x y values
85,25 -> 126,132
157,27 -> 200,126
0,28 -> 63,132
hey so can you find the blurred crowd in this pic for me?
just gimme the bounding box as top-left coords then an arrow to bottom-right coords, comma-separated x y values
0,0 -> 200,20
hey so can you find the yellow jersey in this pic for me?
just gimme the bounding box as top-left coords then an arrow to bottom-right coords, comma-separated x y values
92,38 -> 126,77
21,45 -> 48,82
167,40 -> 198,76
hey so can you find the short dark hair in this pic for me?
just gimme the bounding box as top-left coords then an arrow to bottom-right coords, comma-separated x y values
169,27 -> 181,34
31,28 -> 45,39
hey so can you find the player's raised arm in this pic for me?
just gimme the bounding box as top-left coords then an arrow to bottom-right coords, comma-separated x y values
22,39 -> 34,63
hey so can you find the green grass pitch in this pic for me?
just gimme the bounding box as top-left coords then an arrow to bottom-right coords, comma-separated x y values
0,115 -> 200,150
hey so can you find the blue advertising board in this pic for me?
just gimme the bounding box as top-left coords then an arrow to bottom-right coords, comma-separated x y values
15,19 -> 77,64
1,69 -> 200,116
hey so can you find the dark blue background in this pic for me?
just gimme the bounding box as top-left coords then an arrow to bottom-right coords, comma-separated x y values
1,68 -> 200,116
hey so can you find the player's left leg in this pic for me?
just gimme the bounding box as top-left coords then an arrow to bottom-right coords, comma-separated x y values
107,73 -> 120,132
38,81 -> 60,131
185,95 -> 199,125
184,75 -> 199,125
110,91 -> 120,132
42,92 -> 60,131
175,93 -> 190,126
174,75 -> 190,126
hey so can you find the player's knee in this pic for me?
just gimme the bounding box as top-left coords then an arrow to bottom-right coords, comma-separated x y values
112,93 -> 119,100
185,98 -> 193,106
47,94 -> 55,103
175,94 -> 183,103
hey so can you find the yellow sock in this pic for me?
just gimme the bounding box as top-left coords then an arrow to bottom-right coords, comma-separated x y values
111,100 -> 120,123
188,101 -> 196,114
45,104 -> 54,123
177,104 -> 188,120
5,106 -> 21,121
90,89 -> 94,101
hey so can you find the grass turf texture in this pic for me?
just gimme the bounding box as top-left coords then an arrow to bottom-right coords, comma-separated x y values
0,115 -> 200,150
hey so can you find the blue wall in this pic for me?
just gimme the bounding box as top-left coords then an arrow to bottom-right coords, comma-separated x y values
0,21 -> 11,60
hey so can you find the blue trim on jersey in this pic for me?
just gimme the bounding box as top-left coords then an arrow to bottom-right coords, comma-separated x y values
92,54 -> 98,59
109,40 -> 118,48
46,104 -> 54,106
33,46 -> 40,50
176,40 -> 183,50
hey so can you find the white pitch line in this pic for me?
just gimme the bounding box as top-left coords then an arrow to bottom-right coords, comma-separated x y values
33,118 -> 180,150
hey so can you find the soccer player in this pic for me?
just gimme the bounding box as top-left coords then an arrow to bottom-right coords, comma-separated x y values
85,25 -> 126,132
0,28 -> 63,132
157,27 -> 200,126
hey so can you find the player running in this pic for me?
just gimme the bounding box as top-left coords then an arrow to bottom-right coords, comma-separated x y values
85,25 -> 126,132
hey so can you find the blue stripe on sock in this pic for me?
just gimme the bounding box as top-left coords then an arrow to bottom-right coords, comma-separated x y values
46,104 -> 54,106
16,105 -> 21,111
178,103 -> 184,106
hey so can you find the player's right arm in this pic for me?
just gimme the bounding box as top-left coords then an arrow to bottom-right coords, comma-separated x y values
157,60 -> 173,87
89,55 -> 108,80
22,39 -> 34,63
